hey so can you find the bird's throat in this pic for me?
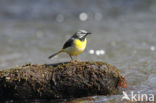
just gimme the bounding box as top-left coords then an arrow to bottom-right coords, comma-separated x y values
74,38 -> 87,50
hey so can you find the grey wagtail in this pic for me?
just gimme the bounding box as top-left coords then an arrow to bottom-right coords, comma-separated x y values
48,30 -> 91,62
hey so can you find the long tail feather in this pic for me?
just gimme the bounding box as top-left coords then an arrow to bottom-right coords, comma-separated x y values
48,49 -> 64,59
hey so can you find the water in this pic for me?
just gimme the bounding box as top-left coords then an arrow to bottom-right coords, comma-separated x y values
0,0 -> 156,103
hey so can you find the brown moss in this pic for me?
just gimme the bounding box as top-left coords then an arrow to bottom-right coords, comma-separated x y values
0,61 -> 126,99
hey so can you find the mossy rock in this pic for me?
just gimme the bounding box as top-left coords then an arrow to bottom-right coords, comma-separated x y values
0,61 -> 126,99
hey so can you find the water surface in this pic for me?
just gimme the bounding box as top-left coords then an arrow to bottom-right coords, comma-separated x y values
0,0 -> 156,103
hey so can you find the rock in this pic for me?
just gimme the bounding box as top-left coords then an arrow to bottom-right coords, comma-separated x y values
0,61 -> 126,99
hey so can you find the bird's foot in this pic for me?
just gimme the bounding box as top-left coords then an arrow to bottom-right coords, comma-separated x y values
76,57 -> 81,62
70,57 -> 81,63
71,60 -> 76,63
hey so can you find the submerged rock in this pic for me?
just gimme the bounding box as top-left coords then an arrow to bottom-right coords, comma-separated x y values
0,61 -> 126,99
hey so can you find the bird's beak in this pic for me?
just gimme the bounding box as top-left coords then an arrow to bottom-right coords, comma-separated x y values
83,32 -> 92,39
87,32 -> 92,35
84,32 -> 91,38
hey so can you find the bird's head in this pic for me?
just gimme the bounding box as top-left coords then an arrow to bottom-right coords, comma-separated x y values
73,30 -> 91,41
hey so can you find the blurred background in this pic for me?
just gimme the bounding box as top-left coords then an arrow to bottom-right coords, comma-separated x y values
0,0 -> 156,103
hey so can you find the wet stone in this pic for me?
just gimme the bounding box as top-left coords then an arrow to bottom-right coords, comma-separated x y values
0,61 -> 126,99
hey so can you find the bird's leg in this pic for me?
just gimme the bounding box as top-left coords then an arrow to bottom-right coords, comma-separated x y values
76,56 -> 81,62
69,55 -> 75,63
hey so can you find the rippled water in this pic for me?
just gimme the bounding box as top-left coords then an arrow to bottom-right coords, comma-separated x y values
0,0 -> 156,103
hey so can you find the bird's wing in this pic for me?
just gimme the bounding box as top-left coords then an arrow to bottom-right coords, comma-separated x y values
63,38 -> 74,49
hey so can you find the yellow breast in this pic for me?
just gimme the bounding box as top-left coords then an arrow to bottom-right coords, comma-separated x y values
74,38 -> 87,50
73,38 -> 87,55
65,38 -> 87,56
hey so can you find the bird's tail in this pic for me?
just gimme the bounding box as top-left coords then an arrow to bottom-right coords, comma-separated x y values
48,49 -> 64,59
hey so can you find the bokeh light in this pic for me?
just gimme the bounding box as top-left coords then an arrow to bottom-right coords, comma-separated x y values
79,12 -> 88,21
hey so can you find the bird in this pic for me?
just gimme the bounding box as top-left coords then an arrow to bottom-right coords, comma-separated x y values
48,30 -> 91,62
